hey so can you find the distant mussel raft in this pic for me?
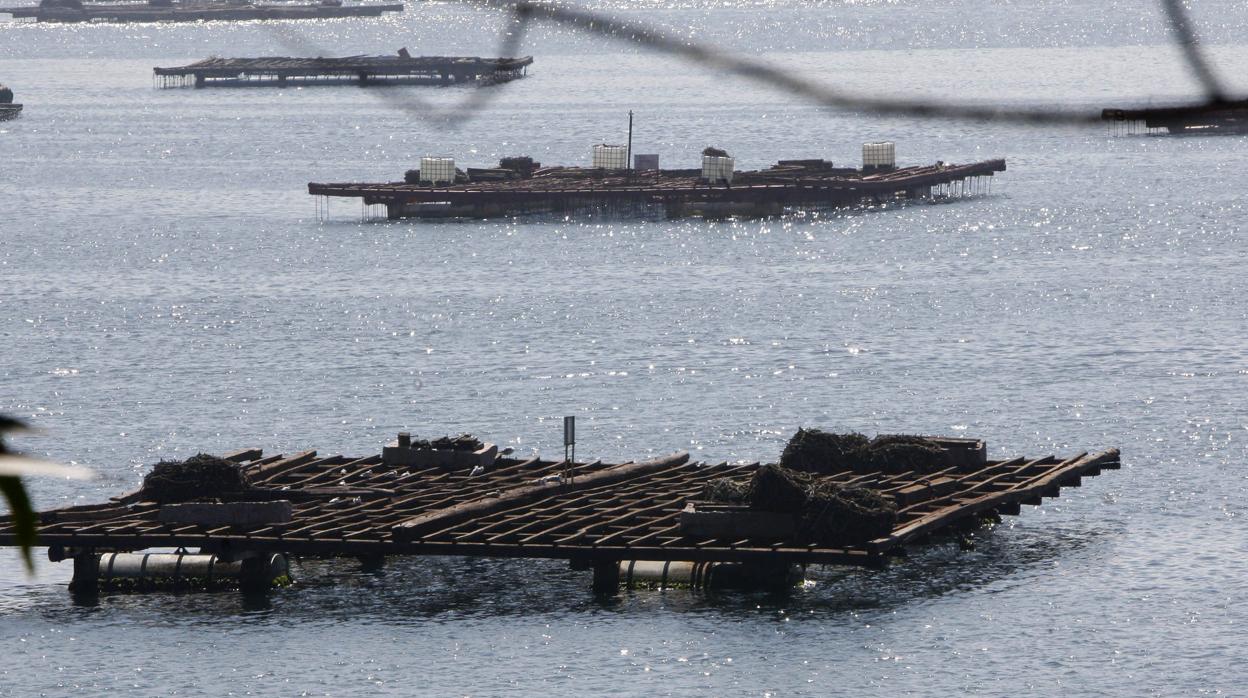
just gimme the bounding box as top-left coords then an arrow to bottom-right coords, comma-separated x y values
153,52 -> 533,89
310,143 -> 1006,221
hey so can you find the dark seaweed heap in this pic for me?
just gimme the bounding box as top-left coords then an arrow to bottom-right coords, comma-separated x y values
700,477 -> 751,504
800,478 -> 896,546
780,428 -> 947,475
0,86 -> 12,105
779,429 -> 869,474
701,146 -> 730,158
140,453 -> 251,503
429,434 -> 485,452
701,464 -> 898,546
498,156 -> 539,177
856,434 -> 946,473
748,463 -> 810,511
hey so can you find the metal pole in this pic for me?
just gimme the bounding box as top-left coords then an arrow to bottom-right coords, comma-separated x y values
626,110 -> 634,172
563,415 -> 576,482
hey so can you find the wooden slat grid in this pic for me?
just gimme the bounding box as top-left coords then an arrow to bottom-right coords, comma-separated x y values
0,447 -> 1120,567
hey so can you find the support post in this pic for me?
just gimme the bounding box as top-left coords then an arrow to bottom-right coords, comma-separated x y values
358,553 -> 386,572
591,559 -> 620,595
69,551 -> 99,595
239,555 -> 271,594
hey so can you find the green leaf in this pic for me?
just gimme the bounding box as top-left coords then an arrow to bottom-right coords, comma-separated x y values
0,476 -> 37,573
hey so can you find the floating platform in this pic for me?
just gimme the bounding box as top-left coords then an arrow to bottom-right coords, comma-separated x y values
0,0 -> 403,23
154,54 -> 533,88
309,158 -> 1007,220
1102,98 -> 1248,135
0,440 -> 1120,593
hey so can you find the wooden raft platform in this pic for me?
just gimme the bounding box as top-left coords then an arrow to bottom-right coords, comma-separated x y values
0,0 -> 402,23
1103,98 -> 1248,135
154,55 -> 534,88
309,159 -> 1006,220
2,446 -> 1120,568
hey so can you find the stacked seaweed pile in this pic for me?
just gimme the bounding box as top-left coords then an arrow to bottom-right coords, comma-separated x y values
398,433 -> 485,451
701,464 -> 897,546
498,156 -> 539,177
780,428 -> 947,475
696,428 -> 948,545
429,434 -> 484,452
0,86 -> 12,105
755,464 -> 897,545
140,454 -> 251,503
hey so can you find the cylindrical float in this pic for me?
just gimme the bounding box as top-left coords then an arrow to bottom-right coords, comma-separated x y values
87,552 -> 290,591
618,560 -> 804,591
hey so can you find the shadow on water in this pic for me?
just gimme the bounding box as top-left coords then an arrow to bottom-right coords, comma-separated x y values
24,519 -> 1116,628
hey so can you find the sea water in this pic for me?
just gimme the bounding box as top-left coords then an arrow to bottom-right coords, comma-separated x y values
1,0 -> 1246,693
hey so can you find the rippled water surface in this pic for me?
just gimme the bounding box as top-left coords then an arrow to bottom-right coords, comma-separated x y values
2,0 -> 1247,694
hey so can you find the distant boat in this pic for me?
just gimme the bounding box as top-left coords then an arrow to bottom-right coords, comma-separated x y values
0,84 -> 21,121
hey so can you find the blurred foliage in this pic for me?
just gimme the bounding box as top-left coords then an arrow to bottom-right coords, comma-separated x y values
0,415 -> 93,573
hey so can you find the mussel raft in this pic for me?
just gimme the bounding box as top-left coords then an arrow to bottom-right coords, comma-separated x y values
0,430 -> 1119,595
309,156 -> 1007,220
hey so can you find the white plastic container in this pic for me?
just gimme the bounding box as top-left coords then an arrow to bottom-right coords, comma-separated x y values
862,142 -> 896,170
419,156 -> 456,184
592,144 -> 628,170
702,155 -> 734,183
